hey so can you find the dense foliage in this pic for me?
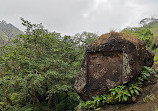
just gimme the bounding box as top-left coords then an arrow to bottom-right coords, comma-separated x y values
122,27 -> 154,48
78,66 -> 155,109
0,18 -> 97,111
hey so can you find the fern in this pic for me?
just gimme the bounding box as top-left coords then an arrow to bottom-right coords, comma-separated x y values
78,66 -> 155,109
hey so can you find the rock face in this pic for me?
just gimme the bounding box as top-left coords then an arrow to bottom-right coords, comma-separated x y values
74,32 -> 154,101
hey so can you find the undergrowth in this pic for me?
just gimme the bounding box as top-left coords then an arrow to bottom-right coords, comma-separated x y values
77,66 -> 155,109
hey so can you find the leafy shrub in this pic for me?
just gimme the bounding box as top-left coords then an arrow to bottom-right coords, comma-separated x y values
122,28 -> 154,48
78,66 -> 155,109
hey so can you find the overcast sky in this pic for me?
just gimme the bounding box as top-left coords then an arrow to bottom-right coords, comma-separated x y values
0,0 -> 158,35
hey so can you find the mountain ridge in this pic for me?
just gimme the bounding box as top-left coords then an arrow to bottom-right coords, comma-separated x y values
0,20 -> 23,45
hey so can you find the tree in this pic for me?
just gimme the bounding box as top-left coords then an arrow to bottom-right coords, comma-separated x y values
0,18 -> 99,111
0,18 -> 82,111
73,31 -> 98,47
122,27 -> 153,48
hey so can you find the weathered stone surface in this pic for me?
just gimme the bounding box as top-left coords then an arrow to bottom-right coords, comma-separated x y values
74,32 -> 154,101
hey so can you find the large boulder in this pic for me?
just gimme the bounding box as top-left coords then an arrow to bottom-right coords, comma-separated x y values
74,32 -> 154,101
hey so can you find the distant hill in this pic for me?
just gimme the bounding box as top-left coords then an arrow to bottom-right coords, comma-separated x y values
122,17 -> 158,46
143,20 -> 158,45
0,20 -> 23,45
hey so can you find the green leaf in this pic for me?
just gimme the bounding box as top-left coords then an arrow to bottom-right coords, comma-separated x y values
130,90 -> 134,94
134,89 -> 139,95
123,96 -> 128,101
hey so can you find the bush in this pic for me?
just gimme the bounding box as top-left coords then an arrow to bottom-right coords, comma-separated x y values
78,66 -> 155,109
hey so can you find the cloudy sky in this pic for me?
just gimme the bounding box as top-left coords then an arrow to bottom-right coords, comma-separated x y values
0,0 -> 158,35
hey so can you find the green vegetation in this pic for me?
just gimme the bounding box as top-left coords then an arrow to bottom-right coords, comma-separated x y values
0,17 -> 157,110
0,18 -> 97,111
122,27 -> 154,48
143,94 -> 156,103
78,66 -> 155,109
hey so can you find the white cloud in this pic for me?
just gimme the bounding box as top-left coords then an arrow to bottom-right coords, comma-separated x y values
83,0 -> 108,18
0,0 -> 158,35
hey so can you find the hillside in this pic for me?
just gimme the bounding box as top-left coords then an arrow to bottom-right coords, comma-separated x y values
144,21 -> 158,45
122,18 -> 158,45
0,20 -> 23,45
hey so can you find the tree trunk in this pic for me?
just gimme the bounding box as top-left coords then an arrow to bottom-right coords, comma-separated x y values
28,90 -> 43,111
44,95 -> 53,111
36,97 -> 43,111
5,88 -> 13,106
32,89 -> 36,111
6,97 -> 13,106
